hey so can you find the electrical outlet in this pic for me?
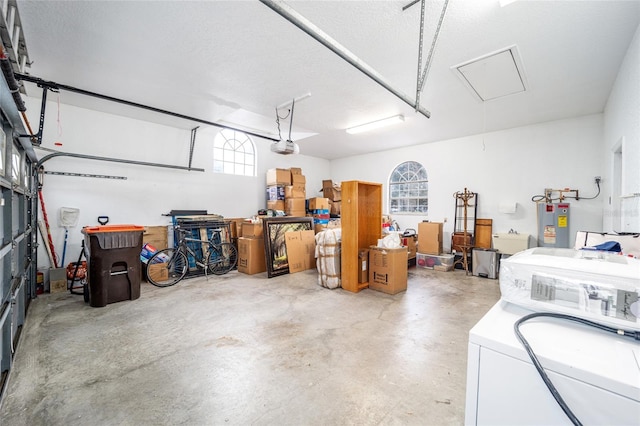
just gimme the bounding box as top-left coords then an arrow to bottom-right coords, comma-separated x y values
595,176 -> 601,184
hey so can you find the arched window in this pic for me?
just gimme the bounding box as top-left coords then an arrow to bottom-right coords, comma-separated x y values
213,128 -> 256,176
389,161 -> 428,214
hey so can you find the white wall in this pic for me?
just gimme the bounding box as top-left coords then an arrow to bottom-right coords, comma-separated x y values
27,97 -> 330,268
33,18 -> 640,268
330,114 -> 605,251
603,23 -> 640,233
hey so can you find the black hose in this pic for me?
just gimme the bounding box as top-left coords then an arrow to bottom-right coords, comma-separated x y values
514,312 -> 639,426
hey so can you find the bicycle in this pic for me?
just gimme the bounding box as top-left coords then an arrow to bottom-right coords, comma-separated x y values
145,226 -> 238,287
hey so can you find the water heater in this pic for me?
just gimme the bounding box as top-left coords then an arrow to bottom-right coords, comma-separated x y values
537,202 -> 570,248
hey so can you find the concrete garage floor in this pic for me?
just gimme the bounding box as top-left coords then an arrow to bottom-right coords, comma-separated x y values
1,266 -> 500,425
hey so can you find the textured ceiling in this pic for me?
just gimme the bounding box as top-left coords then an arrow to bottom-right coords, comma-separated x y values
16,0 -> 640,160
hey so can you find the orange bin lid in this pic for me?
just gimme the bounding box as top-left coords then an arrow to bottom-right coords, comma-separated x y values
82,224 -> 144,234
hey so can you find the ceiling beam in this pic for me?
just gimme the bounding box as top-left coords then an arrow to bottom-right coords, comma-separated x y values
260,0 -> 431,119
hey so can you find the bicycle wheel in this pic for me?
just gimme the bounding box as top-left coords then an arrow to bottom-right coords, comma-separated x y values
208,242 -> 238,275
146,248 -> 188,287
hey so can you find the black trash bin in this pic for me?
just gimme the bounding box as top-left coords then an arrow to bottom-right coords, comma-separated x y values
82,225 -> 144,307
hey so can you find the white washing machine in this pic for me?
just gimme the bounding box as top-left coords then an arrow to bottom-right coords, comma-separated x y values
465,300 -> 640,425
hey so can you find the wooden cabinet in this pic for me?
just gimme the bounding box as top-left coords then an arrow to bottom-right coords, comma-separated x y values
474,218 -> 493,249
340,181 -> 382,292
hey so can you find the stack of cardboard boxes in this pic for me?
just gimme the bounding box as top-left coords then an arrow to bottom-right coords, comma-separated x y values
308,197 -> 330,233
266,168 -> 306,217
416,222 -> 454,271
321,180 -> 341,216
237,221 -> 266,275
286,168 -> 306,217
266,168 -> 289,212
238,219 -> 317,276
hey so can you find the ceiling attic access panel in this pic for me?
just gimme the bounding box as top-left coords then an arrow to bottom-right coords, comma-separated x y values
452,45 -> 528,102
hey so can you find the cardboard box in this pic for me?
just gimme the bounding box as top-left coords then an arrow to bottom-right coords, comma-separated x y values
312,212 -> 330,225
416,253 -> 454,271
237,237 -> 266,275
358,249 -> 369,284
285,198 -> 306,213
308,197 -> 330,210
285,230 -> 316,273
49,267 -> 67,293
285,184 -> 306,199
314,219 -> 341,234
266,168 -> 291,185
143,226 -> 168,251
225,218 -> 246,239
330,200 -> 341,215
291,174 -> 306,185
368,246 -> 408,294
322,180 -> 334,189
402,235 -> 417,259
140,243 -> 160,263
290,167 -> 302,176
321,180 -> 342,201
147,263 -> 169,282
266,185 -> 286,201
417,222 -> 443,255
242,222 -> 264,238
287,211 -> 307,218
322,187 -> 341,202
267,200 -> 285,211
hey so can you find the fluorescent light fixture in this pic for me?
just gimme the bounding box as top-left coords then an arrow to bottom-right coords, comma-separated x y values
346,114 -> 405,134
499,0 -> 520,7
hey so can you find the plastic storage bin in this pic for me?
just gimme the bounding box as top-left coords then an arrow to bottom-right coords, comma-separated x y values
416,253 -> 454,271
82,225 -> 144,307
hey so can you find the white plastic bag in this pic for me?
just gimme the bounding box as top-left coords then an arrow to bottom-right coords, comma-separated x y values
379,232 -> 402,248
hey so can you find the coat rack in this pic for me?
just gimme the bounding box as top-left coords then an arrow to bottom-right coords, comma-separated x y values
453,188 -> 475,275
